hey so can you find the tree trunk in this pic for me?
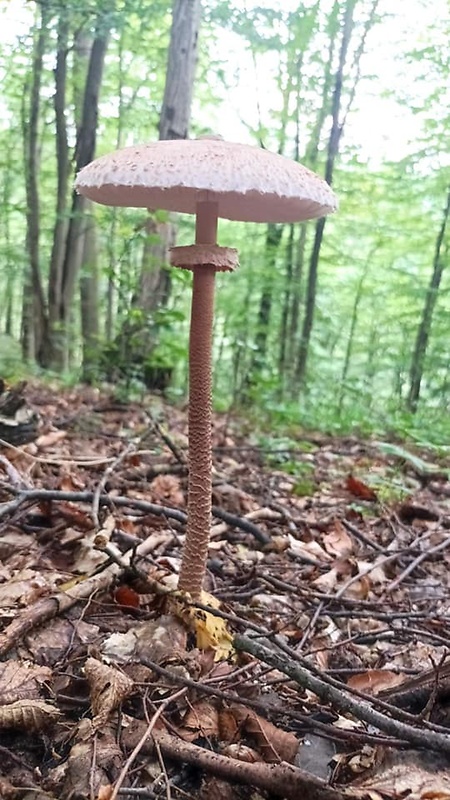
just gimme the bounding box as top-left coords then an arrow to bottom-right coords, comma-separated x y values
47,21 -> 109,370
42,11 -> 70,367
21,3 -> 50,362
295,0 -> 379,387
138,218 -> 176,311
159,0 -> 201,141
337,259 -> 370,416
407,185 -> 450,412
105,29 -> 127,344
80,207 -> 100,382
243,223 -> 283,398
113,0 -> 202,388
278,223 -> 295,391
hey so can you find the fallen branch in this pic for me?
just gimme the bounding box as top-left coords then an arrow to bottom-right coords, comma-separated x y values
151,729 -> 345,800
235,634 -> 450,755
0,563 -> 120,658
0,534 -> 162,658
0,487 -> 270,544
140,657 -> 408,749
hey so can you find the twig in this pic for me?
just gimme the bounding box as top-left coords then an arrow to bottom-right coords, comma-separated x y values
110,687 -> 187,800
145,412 -> 187,466
386,531 -> 450,592
234,633 -> 450,755
341,519 -> 386,553
91,443 -> 136,528
211,505 -> 271,544
151,729 -> 345,800
140,657 -> 407,748
0,487 -> 270,543
0,454 -> 31,489
334,551 -> 404,599
0,438 -> 116,466
0,564 -> 120,658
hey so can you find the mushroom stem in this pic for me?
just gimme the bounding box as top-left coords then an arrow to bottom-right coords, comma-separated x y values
177,202 -> 219,599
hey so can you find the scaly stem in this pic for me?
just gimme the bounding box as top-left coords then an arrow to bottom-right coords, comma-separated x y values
177,202 -> 218,599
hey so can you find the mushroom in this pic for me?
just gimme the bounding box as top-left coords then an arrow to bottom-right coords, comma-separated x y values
76,136 -> 337,600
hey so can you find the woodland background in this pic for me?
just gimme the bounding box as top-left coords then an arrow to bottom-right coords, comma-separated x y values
0,0 -> 449,443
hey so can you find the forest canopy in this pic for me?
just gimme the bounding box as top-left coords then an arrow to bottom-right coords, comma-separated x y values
0,0 -> 449,442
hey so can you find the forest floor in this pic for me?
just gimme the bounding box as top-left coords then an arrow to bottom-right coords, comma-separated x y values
0,382 -> 450,800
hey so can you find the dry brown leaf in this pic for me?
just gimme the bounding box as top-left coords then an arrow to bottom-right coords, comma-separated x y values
322,520 -> 354,557
0,568 -> 51,607
48,718 -> 122,800
312,567 -> 339,592
230,705 -> 299,763
178,699 -> 220,742
0,699 -> 61,731
150,473 -> 185,506
0,661 -> 51,704
133,614 -> 188,663
347,669 -> 406,695
57,501 -> 93,531
288,535 -> 332,562
59,472 -> 86,492
352,749 -> 450,799
198,774 -> 252,800
97,786 -> 114,800
221,743 -> 262,763
84,657 -> 135,728
219,706 -> 241,743
24,617 -> 100,664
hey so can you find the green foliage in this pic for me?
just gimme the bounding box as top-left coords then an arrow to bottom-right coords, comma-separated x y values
0,335 -> 26,379
251,433 -> 317,493
1,0 -> 450,444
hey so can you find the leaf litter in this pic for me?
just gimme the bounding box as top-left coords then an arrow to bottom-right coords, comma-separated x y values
0,383 -> 449,798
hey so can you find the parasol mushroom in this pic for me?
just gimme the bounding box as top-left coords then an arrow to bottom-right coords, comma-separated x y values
75,136 -> 337,600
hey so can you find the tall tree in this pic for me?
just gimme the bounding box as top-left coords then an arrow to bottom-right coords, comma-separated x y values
47,9 -> 70,364
407,185 -> 450,412
47,14 -> 111,369
21,2 -> 51,361
114,0 -> 202,386
295,0 -> 380,387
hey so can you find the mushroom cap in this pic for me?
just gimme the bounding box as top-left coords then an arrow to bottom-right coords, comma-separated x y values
75,138 -> 337,223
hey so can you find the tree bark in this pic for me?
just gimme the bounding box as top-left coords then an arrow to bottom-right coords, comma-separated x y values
21,3 -> 50,361
253,224 -> 284,368
407,185 -> 450,412
116,0 -> 202,388
40,11 -> 70,367
295,0 -> 379,387
50,21 -> 109,370
159,0 -> 201,141
80,207 -> 100,382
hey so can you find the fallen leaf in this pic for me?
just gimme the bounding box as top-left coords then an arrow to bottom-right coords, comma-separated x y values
150,474 -> 185,506
84,657 -> 135,728
35,429 -> 67,448
0,661 -> 52,705
347,669 -> 406,695
178,699 -> 220,742
0,699 -> 61,731
346,475 -> 378,501
230,704 -> 299,763
322,520 -> 354,557
170,591 -> 234,661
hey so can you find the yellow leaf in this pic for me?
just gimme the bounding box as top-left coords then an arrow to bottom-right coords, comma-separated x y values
170,591 -> 234,661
